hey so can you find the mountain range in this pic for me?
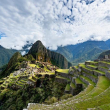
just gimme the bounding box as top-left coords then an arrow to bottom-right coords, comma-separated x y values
0,40 -> 71,78
55,40 -> 110,65
1,39 -> 110,67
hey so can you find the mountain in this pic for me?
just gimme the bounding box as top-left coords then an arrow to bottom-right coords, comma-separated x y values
28,40 -> 72,69
0,52 -> 22,78
56,40 -> 110,65
0,45 -> 17,67
105,39 -> 110,48
98,50 -> 110,59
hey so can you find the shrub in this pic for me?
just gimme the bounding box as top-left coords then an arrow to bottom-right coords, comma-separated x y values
60,94 -> 73,100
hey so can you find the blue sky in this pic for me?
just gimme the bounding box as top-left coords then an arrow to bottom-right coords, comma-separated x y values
0,0 -> 110,50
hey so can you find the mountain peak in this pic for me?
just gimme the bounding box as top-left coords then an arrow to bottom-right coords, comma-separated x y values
28,40 -> 45,55
34,40 -> 43,46
0,45 -> 4,49
28,40 -> 71,68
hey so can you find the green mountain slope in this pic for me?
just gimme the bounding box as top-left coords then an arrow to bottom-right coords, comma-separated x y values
0,45 -> 17,67
72,47 -> 103,65
56,41 -> 109,65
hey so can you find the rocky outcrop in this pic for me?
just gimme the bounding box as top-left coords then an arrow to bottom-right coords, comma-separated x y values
28,40 -> 72,69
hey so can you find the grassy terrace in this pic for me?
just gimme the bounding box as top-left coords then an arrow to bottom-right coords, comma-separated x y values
28,76 -> 36,82
79,64 -> 93,72
70,82 -> 75,88
71,76 -> 110,110
56,69 -> 69,74
94,70 -> 105,75
99,66 -> 109,69
56,76 -> 70,81
29,64 -> 40,68
44,66 -> 50,72
86,61 -> 98,65
99,61 -> 110,64
82,70 -> 97,78
75,78 -> 87,87
86,61 -> 98,63
65,84 -> 70,91
95,103 -> 110,110
87,65 -> 97,68
80,75 -> 95,86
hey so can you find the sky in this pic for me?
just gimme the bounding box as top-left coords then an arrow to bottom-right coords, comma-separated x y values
0,0 -> 110,50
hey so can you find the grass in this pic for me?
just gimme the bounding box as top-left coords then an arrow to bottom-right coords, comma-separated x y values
94,70 -> 105,75
98,66 -> 109,69
86,61 -> 98,64
74,66 -> 78,69
56,69 -> 69,74
99,61 -> 110,65
80,64 -> 93,72
87,65 -> 97,68
39,72 -> 55,75
28,64 -> 37,67
75,78 -> 87,87
65,84 -> 70,91
56,75 -> 70,81
44,66 -> 50,72
95,103 -> 110,110
82,70 -> 97,78
28,76 -> 36,82
80,75 -> 95,86
70,82 -> 75,88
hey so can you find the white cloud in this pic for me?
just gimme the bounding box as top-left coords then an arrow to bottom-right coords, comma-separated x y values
0,0 -> 110,50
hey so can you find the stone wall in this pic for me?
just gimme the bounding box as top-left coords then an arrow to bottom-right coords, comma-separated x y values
98,62 -> 110,68
93,71 -> 105,76
79,77 -> 89,85
85,61 -> 98,66
98,66 -> 108,73
82,72 -> 98,83
86,65 -> 97,70
105,71 -> 110,80
56,71 -> 69,79
55,78 -> 67,83
82,67 -> 94,75
70,87 -> 76,95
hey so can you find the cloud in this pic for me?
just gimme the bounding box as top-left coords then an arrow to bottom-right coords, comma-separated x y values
0,0 -> 110,50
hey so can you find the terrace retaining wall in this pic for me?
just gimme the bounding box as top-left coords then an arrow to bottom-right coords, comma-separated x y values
105,72 -> 110,80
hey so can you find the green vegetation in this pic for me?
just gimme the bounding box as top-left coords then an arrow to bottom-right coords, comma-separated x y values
65,84 -> 70,91
94,70 -> 105,75
80,75 -> 95,85
2,40 -> 110,110
75,78 -> 87,87
56,69 -> 69,74
70,82 -> 75,88
0,79 -> 66,110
